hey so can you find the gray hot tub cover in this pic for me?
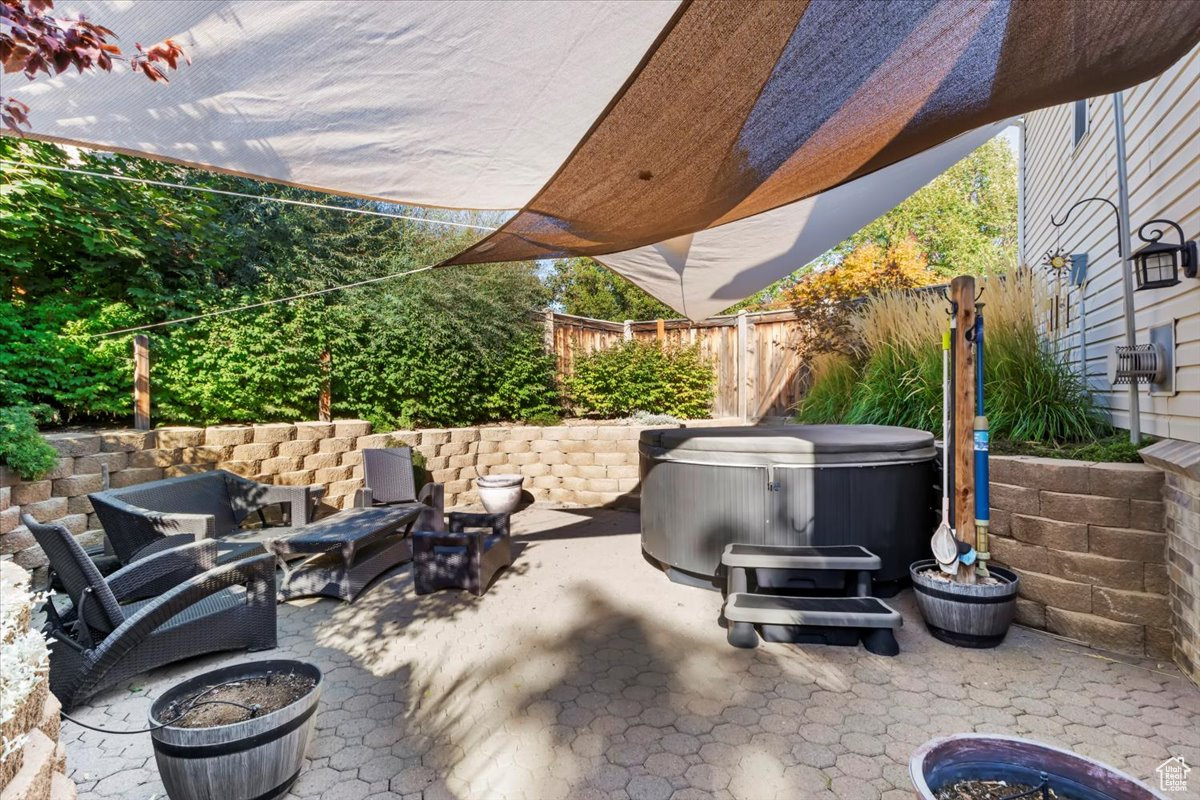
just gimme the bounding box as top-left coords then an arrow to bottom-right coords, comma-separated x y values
639,425 -> 936,466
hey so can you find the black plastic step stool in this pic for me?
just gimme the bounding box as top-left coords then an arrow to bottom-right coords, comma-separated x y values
721,544 -> 901,655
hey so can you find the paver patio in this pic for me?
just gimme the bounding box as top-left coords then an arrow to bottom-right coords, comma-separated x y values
62,507 -> 1200,800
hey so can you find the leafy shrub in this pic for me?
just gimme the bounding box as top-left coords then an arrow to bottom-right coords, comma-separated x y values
565,340 -> 714,419
796,270 -> 1110,447
0,406 -> 59,480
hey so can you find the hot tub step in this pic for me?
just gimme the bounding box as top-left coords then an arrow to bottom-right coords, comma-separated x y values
721,543 -> 880,571
723,594 -> 901,655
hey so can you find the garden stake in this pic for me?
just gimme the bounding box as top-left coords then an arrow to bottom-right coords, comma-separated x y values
973,304 -> 990,579
932,329 -> 958,573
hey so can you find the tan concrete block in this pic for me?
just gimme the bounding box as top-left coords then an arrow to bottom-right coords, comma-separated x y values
43,458 -> 74,481
508,452 -> 538,466
421,429 -> 452,446
1088,526 -> 1167,563
51,474 -> 103,498
75,529 -> 106,551
205,425 -> 254,446
481,427 -> 511,442
180,445 -> 229,465
450,427 -> 480,444
1130,499 -> 1164,532
22,497 -> 72,521
430,469 -> 456,484
341,450 -> 364,468
276,439 -> 318,458
612,439 -> 639,454
221,461 -> 259,478
334,419 -> 372,438
532,475 -> 559,490
325,477 -> 362,497
1045,607 -> 1144,656
14,544 -> 49,569
540,451 -> 566,466
475,440 -> 500,455
561,476 -> 588,492
530,440 -> 560,453
1040,491 -> 1130,527
0,465 -> 17,488
156,426 -> 206,448
314,465 -> 353,484
43,432 -> 101,457
565,425 -> 599,441
127,448 -> 180,468
543,427 -> 568,441
1088,462 -> 1163,500
12,481 -> 51,506
93,452 -> 128,473
66,495 -> 93,516
598,425 -> 638,440
523,463 -> 550,478
261,456 -> 304,474
550,464 -> 577,478
990,507 -> 1011,538
589,478 -> 620,493
1146,626 -> 1174,660
1010,514 -> 1087,552
566,452 -> 595,467
990,536 -> 1048,573
448,454 -> 476,470
1053,551 -> 1144,591
1014,598 -> 1046,629
0,486 -> 8,511
593,451 -> 627,467
439,442 -> 469,458
424,456 -> 450,472
100,429 -> 156,452
990,482 -> 1040,514
232,442 -> 278,461
275,470 -> 316,487
317,437 -> 355,455
295,421 -> 334,440
476,453 -> 505,468
606,465 -> 640,480
616,478 -> 641,492
1145,562 -> 1170,594
247,423 -> 294,444
1092,586 -> 1170,627
548,487 -> 574,504
444,479 -> 470,496
498,439 -> 531,455
1,523 -> 34,554
1012,569 -> 1092,613
304,452 -> 340,471
1,506 -> 19,536
58,513 -> 88,534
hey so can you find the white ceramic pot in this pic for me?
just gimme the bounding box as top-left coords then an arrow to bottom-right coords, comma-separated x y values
476,474 -> 524,514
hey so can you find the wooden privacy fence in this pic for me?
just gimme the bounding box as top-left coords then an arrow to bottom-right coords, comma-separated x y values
546,309 -> 809,420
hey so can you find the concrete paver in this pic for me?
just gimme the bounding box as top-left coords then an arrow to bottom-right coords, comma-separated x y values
60,507 -> 1200,799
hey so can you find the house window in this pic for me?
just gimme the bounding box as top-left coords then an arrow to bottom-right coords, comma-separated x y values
1073,99 -> 1089,148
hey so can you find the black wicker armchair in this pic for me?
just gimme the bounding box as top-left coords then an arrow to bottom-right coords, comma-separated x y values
23,514 -> 277,710
89,469 -> 317,566
358,447 -> 445,532
412,512 -> 512,596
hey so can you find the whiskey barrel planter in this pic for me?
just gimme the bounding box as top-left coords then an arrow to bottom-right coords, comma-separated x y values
910,560 -> 1018,648
149,660 -> 322,800
910,734 -> 1168,799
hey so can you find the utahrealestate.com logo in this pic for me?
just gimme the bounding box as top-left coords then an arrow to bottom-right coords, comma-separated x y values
1157,756 -> 1190,792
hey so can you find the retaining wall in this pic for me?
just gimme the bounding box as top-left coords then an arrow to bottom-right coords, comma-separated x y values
987,455 -> 1170,660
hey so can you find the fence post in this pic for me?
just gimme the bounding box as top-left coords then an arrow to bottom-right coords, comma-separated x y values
318,348 -> 332,423
623,319 -> 633,341
543,309 -> 555,352
737,311 -> 749,422
656,318 -> 665,343
133,334 -> 150,431
951,275 -> 977,583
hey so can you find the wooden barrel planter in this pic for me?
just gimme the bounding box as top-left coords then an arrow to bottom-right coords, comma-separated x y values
149,660 -> 322,800
910,560 -> 1018,648
910,734 -> 1168,799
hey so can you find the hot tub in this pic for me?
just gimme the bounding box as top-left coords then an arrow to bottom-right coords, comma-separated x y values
639,424 -> 936,590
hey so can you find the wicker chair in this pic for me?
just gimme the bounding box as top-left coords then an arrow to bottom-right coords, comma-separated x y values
359,447 -> 445,532
89,470 -> 317,566
22,514 -> 277,710
412,512 -> 512,596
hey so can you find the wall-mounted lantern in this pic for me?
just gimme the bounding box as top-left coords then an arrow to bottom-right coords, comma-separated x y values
1133,219 -> 1198,291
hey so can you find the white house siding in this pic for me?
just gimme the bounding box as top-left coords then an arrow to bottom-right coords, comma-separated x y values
1022,44 -> 1200,443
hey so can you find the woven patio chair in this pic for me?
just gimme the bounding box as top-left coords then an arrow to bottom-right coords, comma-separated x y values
90,470 -> 317,567
22,514 -> 277,710
359,447 -> 445,532
412,512 -> 512,596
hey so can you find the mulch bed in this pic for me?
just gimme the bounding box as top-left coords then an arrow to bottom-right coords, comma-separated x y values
935,780 -> 1076,800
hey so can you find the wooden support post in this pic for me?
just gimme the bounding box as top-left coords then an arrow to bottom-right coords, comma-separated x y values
543,308 -> 555,352
737,310 -> 749,422
951,276 -> 977,583
656,318 -> 665,343
623,319 -> 633,341
133,334 -> 150,431
318,348 -> 332,423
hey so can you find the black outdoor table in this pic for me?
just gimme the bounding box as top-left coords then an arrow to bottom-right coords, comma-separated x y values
267,505 -> 422,602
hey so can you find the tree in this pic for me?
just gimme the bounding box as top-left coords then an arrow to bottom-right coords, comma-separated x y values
547,257 -> 675,321
1,0 -> 188,130
778,237 -> 941,356
827,136 -> 1017,276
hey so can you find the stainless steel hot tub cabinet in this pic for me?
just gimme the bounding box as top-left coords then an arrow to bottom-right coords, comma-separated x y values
639,425 -> 937,586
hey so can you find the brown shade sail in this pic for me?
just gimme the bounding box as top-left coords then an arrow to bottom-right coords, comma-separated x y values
445,0 -> 1200,268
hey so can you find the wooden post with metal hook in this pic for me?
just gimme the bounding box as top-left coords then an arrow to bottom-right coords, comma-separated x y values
951,275 -> 977,583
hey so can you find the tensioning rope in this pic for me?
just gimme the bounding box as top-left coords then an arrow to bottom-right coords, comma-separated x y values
92,264 -> 435,337
0,159 -> 501,232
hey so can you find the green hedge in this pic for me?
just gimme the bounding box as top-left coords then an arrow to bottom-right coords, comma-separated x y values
565,340 -> 714,419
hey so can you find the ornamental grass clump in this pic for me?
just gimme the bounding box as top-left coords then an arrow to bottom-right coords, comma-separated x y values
796,268 -> 1110,446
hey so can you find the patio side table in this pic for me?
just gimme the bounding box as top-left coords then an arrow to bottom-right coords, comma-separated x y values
412,512 -> 512,596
